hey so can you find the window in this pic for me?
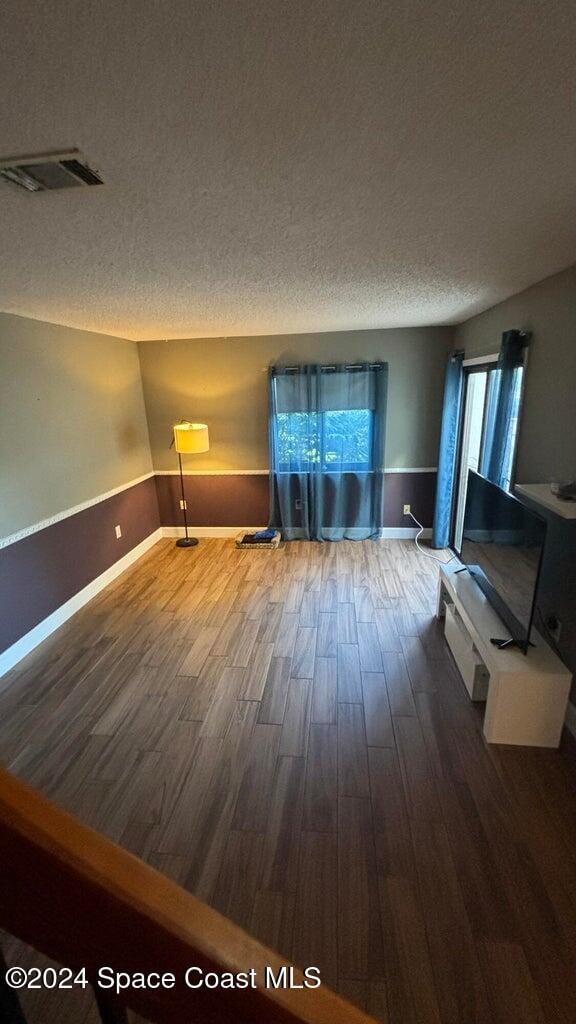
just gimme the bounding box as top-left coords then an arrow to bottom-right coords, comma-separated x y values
274,408 -> 373,472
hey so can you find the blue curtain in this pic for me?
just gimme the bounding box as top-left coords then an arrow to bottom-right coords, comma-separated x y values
432,351 -> 464,548
268,362 -> 388,541
480,330 -> 528,489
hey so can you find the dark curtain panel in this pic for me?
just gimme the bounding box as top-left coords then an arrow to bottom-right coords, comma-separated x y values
268,362 -> 388,541
431,351 -> 464,549
480,330 -> 529,490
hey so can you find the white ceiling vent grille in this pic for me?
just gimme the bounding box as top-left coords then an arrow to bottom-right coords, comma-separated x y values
0,150 -> 103,192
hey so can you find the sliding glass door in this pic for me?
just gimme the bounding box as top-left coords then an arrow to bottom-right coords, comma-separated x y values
453,369 -> 488,551
452,362 -> 524,550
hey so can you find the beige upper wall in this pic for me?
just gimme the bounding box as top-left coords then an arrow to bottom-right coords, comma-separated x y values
138,327 -> 454,473
455,263 -> 576,484
0,313 -> 153,539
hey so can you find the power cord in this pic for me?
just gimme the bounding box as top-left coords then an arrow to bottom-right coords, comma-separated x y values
407,510 -> 456,565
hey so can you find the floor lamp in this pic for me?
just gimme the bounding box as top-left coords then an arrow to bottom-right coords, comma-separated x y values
173,421 -> 210,548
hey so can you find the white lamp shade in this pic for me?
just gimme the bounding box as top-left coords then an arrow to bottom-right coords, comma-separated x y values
173,422 -> 210,454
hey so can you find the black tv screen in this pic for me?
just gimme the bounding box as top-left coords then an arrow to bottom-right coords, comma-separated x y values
458,470 -> 547,653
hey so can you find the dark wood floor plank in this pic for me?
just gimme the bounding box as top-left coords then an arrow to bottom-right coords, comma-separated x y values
292,626 -> 317,679
368,746 -> 415,880
210,610 -> 243,657
292,831 -> 338,989
231,722 -> 282,831
489,744 -> 576,912
299,590 -> 319,628
378,876 -> 442,1024
181,703 -> 261,900
353,586 -> 376,624
257,601 -> 283,642
260,754 -> 305,893
178,655 -> 228,721
414,612 -> 451,661
311,657 -> 337,725
178,625 -> 220,676
273,610 -> 299,658
357,621 -> 384,673
229,617 -> 260,668
337,703 -> 369,799
476,939 -> 546,1024
374,607 -> 402,653
303,723 -> 337,832
391,599 -> 419,637
211,829 -> 264,929
258,656 -> 292,724
437,766 -> 521,945
381,650 -> 417,716
155,733 -> 229,860
400,634 -> 436,693
337,643 -> 362,702
410,818 -> 492,1023
337,980 -> 389,1023
393,714 -> 443,821
361,672 -> 394,748
250,890 -> 285,952
240,641 -> 274,700
279,679 -> 312,757
338,796 -> 384,982
337,603 -> 358,644
318,576 -> 337,613
317,612 -> 337,658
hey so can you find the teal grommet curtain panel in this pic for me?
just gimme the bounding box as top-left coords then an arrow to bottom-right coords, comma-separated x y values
432,351 -> 464,549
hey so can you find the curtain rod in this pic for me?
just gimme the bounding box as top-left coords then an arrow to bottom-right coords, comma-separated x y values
275,362 -> 385,372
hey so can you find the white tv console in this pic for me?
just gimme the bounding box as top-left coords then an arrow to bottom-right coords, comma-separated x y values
437,564 -> 572,747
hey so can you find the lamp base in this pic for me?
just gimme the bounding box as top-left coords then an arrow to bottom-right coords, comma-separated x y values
175,537 -> 199,548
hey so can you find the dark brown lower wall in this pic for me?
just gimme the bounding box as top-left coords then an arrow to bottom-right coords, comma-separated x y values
383,472 -> 437,528
155,474 -> 270,528
155,471 -> 437,530
0,477 -> 160,655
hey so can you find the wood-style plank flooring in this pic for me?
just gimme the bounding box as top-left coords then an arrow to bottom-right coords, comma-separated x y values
2,538 -> 576,1023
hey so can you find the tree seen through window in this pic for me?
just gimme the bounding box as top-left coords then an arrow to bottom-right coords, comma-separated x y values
275,409 -> 372,472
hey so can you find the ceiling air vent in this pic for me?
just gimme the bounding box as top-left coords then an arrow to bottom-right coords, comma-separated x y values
0,150 -> 104,192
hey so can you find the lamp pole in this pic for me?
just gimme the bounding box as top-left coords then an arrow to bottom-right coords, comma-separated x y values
176,451 -> 198,548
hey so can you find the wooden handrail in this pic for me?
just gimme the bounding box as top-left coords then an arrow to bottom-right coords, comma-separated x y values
0,767 -> 375,1023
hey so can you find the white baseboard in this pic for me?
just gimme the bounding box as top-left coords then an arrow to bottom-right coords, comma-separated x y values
380,527 -> 433,539
163,526 -> 433,540
565,700 -> 576,741
0,528 -> 163,681
162,526 -> 259,539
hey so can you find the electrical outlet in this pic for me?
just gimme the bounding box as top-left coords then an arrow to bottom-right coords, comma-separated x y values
114,524 -> 122,539
179,499 -> 187,510
403,504 -> 411,516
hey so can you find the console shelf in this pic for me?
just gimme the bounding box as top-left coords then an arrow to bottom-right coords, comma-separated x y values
437,564 -> 572,747
515,483 -> 576,519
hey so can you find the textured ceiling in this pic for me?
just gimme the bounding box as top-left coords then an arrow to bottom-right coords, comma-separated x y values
1,1 -> 575,341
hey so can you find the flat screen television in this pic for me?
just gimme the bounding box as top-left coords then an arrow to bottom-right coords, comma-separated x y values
458,470 -> 547,653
